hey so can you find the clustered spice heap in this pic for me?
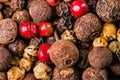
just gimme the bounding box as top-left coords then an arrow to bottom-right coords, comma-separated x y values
0,0 -> 120,80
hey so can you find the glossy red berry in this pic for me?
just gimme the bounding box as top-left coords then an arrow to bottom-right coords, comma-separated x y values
38,22 -> 53,37
70,0 -> 89,17
38,43 -> 51,63
46,0 -> 60,6
19,21 -> 38,39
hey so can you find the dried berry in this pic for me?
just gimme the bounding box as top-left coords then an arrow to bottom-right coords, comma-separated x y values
74,13 -> 102,42
23,73 -> 37,80
29,0 -> 52,23
0,18 -> 17,44
8,39 -> 26,56
10,0 -> 25,11
2,6 -> 13,18
33,62 -> 52,79
96,0 -> 120,22
0,72 -> 7,80
101,23 -> 117,41
88,47 -> 113,69
7,66 -> 25,80
55,2 -> 70,17
82,67 -> 108,80
92,37 -> 108,47
12,10 -> 30,24
50,40 -> 79,68
0,46 -> 12,71
52,67 -> 80,80
0,0 -> 9,2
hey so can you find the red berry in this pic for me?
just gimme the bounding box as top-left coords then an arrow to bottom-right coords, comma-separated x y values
46,0 -> 60,6
19,21 -> 38,39
70,0 -> 89,17
38,22 -> 53,37
38,43 -> 51,63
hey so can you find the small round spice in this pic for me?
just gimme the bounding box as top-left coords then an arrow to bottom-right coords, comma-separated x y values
0,46 -> 12,71
50,40 -> 79,68
74,13 -> 102,42
10,0 -> 25,11
0,18 -> 17,44
82,67 -> 108,80
12,10 -> 30,24
52,67 -> 80,80
23,73 -> 36,80
0,72 -> 7,80
96,0 -> 120,22
29,0 -> 52,23
88,47 -> 113,69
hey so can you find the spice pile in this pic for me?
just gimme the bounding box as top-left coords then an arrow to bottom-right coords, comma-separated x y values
0,0 -> 120,80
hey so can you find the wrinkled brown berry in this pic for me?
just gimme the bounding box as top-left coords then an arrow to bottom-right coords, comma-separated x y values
96,0 -> 120,22
0,46 -> 12,71
74,13 -> 102,42
52,67 -> 80,80
82,67 -> 108,80
88,47 -> 113,69
50,40 -> 79,68
29,0 -> 52,23
0,72 -> 7,80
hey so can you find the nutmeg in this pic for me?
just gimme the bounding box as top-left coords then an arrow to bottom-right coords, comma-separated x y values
74,13 -> 102,42
52,67 -> 80,80
0,18 -> 17,44
88,47 -> 113,69
0,46 -> 12,71
28,0 -> 52,23
0,72 -> 7,80
96,0 -> 120,22
50,40 -> 79,68
12,10 -> 30,24
82,67 -> 108,80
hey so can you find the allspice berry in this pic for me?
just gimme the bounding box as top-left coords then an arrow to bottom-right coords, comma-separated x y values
0,46 -> 12,71
96,0 -> 120,22
88,47 -> 113,69
82,67 -> 108,80
29,0 -> 52,23
74,13 -> 102,42
52,67 -> 80,80
50,40 -> 79,68
0,72 -> 7,80
0,18 -> 17,44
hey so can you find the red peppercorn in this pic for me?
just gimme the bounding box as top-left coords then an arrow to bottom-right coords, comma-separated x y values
70,0 -> 89,17
19,21 -> 38,39
38,43 -> 51,63
46,0 -> 60,6
38,22 -> 53,37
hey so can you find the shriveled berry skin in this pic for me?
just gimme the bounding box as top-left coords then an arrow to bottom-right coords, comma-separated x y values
74,13 -> 102,42
88,47 -> 113,69
49,40 -> 79,68
52,67 -> 80,80
82,67 -> 108,80
96,0 -> 120,22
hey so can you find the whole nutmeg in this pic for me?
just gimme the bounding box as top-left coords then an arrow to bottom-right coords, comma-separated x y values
88,47 -> 113,69
23,73 -> 37,80
0,72 -> 7,80
74,13 -> 102,42
10,0 -> 25,11
109,63 -> 120,76
52,67 -> 80,80
0,18 -> 17,44
96,0 -> 120,22
19,58 -> 32,72
82,67 -> 108,80
29,0 -> 52,23
7,66 -> 25,80
12,10 -> 30,24
50,40 -> 79,68
0,46 -> 12,71
8,39 -> 26,56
